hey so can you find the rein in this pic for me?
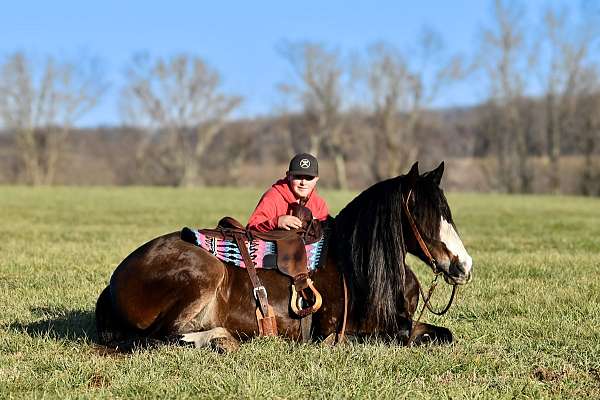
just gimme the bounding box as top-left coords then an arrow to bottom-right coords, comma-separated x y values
401,190 -> 458,319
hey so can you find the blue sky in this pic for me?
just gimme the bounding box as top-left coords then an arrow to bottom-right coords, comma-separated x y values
0,0 -> 581,126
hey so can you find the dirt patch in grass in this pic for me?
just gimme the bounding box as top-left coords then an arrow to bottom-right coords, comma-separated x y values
88,373 -> 111,389
589,368 -> 600,382
531,366 -> 570,383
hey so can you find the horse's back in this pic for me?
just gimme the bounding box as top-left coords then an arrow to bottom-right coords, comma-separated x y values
109,232 -> 226,334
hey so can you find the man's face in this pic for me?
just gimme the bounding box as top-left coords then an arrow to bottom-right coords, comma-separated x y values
288,173 -> 319,199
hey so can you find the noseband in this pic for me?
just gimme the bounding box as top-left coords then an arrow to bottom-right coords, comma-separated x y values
401,190 -> 458,318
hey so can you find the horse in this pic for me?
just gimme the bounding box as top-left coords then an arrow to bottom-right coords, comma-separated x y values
95,161 -> 473,352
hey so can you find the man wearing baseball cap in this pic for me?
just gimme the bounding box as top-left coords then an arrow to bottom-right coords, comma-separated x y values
247,153 -> 329,232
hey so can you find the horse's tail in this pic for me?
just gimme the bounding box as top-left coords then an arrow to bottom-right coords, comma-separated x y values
95,285 -> 177,352
95,285 -> 128,347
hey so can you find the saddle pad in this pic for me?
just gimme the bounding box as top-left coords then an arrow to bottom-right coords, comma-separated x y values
184,228 -> 327,271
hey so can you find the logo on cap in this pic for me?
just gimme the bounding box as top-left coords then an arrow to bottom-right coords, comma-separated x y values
299,159 -> 311,169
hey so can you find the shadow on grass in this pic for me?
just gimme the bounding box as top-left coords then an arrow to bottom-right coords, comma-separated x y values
5,306 -> 97,343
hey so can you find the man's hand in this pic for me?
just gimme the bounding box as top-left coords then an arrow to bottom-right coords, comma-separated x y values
277,215 -> 303,230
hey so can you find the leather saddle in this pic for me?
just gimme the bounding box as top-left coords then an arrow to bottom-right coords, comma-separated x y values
185,203 -> 324,336
198,203 -> 322,288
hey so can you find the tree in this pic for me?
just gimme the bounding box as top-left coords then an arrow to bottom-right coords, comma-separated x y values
121,53 -> 241,186
278,41 -> 348,189
363,29 -> 464,180
0,52 -> 105,185
541,5 -> 599,193
478,0 -> 535,193
574,69 -> 600,196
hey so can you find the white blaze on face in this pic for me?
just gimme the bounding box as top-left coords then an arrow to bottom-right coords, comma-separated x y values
439,217 -> 473,275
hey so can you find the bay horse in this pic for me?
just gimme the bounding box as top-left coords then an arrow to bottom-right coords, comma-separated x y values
95,162 -> 473,351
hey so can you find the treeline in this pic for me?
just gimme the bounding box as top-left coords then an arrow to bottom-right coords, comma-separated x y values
0,0 -> 599,195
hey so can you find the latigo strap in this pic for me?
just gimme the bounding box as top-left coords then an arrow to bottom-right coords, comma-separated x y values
233,233 -> 278,336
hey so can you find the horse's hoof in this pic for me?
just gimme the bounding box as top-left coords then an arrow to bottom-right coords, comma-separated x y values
175,336 -> 196,348
413,333 -> 433,346
439,328 -> 453,344
412,327 -> 453,346
210,337 -> 240,353
322,333 -> 336,347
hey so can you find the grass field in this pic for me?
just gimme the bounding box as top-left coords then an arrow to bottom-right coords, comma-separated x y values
1,186 -> 599,399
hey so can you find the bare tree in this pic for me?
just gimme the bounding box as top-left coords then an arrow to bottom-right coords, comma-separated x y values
574,69 -> 600,196
478,0 -> 535,193
278,41 -> 348,189
121,53 -> 241,186
0,52 -> 105,185
541,5 -> 599,193
223,127 -> 254,185
363,29 -> 464,180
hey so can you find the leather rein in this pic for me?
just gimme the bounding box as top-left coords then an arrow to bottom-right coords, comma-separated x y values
401,190 -> 458,318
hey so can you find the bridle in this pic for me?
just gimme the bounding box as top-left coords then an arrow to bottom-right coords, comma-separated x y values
402,190 -> 439,274
401,189 -> 458,321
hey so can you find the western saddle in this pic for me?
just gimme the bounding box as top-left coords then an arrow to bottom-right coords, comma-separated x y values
190,203 -> 324,337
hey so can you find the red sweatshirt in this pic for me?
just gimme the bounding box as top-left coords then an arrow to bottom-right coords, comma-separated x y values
247,178 -> 329,232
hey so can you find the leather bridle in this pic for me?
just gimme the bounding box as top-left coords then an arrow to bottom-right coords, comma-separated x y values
401,189 -> 458,319
401,190 -> 439,274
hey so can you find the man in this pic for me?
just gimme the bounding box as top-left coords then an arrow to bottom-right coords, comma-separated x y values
247,153 -> 329,232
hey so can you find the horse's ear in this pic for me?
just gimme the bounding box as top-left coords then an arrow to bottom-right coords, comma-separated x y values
408,162 -> 419,177
430,161 -> 444,186
406,161 -> 419,187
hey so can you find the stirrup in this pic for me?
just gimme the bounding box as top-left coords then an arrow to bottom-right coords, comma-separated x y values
290,278 -> 322,317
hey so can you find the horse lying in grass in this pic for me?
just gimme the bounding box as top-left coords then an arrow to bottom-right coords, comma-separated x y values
95,162 -> 473,352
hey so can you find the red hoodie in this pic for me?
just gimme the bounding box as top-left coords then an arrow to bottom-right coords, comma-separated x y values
247,178 -> 329,232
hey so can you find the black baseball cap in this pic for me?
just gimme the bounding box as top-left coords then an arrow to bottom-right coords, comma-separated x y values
288,153 -> 319,177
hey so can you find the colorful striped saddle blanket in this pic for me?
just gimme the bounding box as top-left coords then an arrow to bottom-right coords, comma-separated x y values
183,228 -> 328,271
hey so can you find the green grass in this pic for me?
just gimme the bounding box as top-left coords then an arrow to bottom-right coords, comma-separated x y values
1,186 -> 599,399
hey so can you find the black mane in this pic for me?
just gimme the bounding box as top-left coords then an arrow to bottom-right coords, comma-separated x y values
333,172 -> 449,334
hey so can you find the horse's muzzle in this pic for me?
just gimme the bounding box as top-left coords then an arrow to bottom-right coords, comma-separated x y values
444,258 -> 473,285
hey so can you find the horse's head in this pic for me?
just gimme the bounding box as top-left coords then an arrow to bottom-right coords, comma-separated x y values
333,163 -> 473,332
403,162 -> 473,285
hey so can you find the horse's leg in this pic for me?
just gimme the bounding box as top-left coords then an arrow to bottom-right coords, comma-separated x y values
161,278 -> 241,353
109,235 -> 241,349
402,266 -> 453,345
150,255 -> 243,353
409,321 -> 453,345
179,327 -> 240,353
309,254 -> 347,342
